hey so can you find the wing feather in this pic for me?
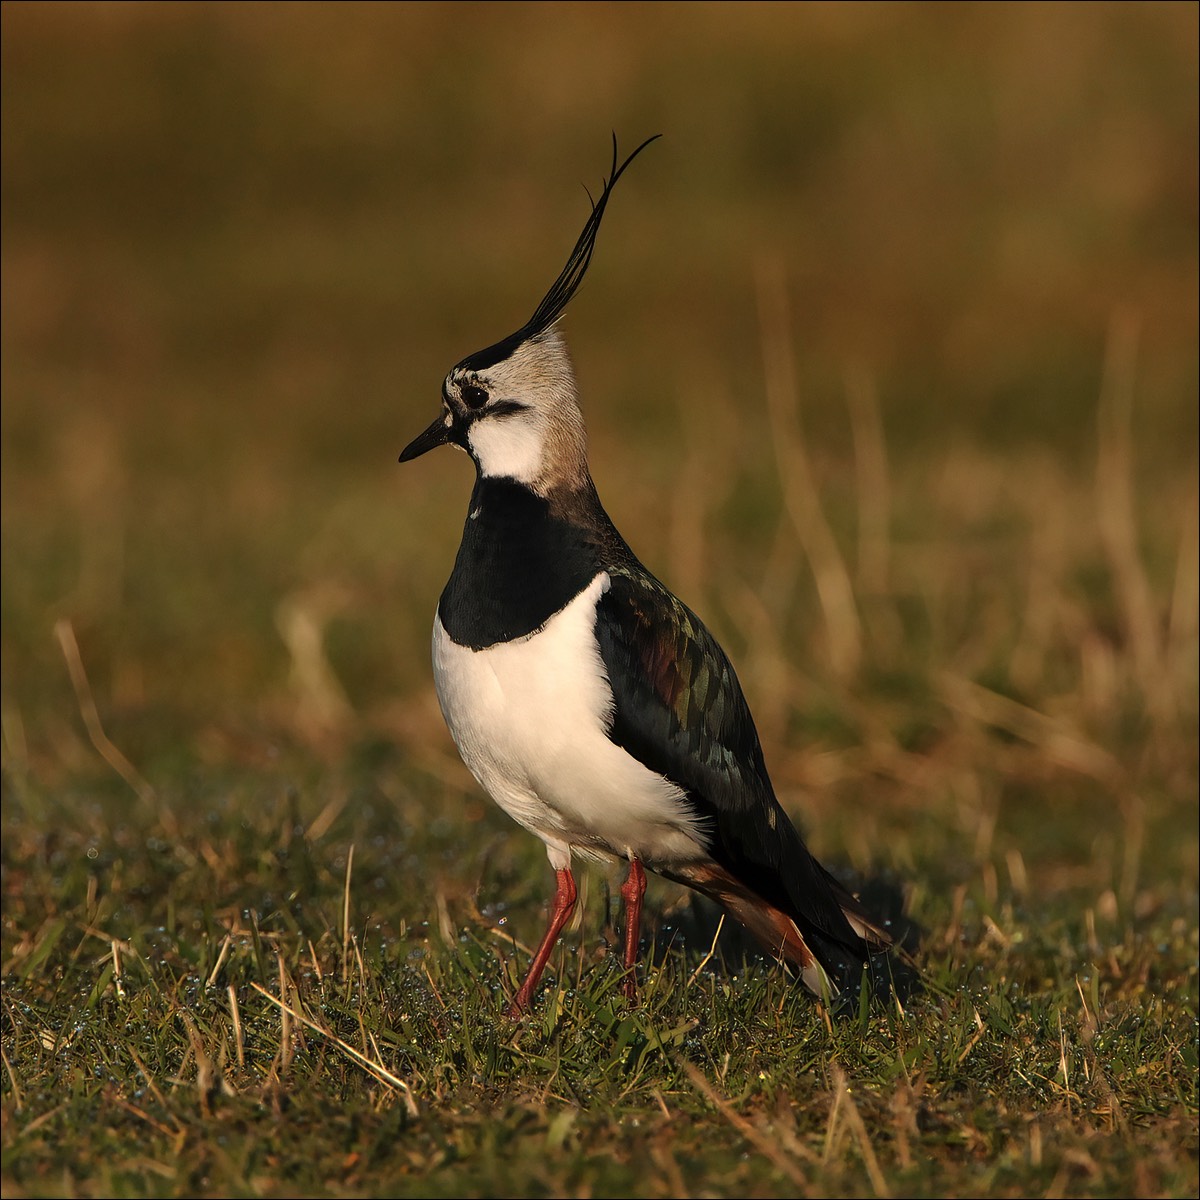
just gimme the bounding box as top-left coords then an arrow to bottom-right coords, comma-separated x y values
594,568 -> 888,984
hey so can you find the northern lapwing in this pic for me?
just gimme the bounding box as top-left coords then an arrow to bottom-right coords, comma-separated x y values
400,136 -> 892,1015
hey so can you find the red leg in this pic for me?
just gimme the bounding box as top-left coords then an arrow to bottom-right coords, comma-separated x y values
507,867 -> 577,1017
620,859 -> 647,1002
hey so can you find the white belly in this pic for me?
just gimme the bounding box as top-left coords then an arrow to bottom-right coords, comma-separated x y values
431,572 -> 708,870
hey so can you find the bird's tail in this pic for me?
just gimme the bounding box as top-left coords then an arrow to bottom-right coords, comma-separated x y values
669,861 -> 892,1000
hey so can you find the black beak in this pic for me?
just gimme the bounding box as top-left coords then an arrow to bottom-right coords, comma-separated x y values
399,413 -> 455,462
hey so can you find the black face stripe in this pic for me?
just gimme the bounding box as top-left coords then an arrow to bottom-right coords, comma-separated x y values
488,400 -> 530,419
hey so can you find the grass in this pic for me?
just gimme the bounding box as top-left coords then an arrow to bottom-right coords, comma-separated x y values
2,4 -> 1197,1198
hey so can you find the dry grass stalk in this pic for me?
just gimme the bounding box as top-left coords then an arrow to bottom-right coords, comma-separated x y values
250,982 -> 420,1116
844,363 -> 891,599
54,617 -> 155,805
756,260 -> 862,679
1096,311 -> 1173,724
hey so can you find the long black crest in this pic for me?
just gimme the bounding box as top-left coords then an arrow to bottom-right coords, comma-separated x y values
456,134 -> 661,374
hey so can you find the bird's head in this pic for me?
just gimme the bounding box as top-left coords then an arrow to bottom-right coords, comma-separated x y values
400,134 -> 660,496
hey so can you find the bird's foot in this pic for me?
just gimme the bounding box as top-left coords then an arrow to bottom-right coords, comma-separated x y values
621,971 -> 639,1006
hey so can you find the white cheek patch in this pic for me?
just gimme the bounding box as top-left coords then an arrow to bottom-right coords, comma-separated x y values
467,414 -> 545,483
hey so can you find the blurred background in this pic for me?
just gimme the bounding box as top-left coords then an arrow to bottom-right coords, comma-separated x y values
2,3 -> 1196,898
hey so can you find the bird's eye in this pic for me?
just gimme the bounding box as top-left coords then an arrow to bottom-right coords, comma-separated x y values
461,383 -> 489,410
